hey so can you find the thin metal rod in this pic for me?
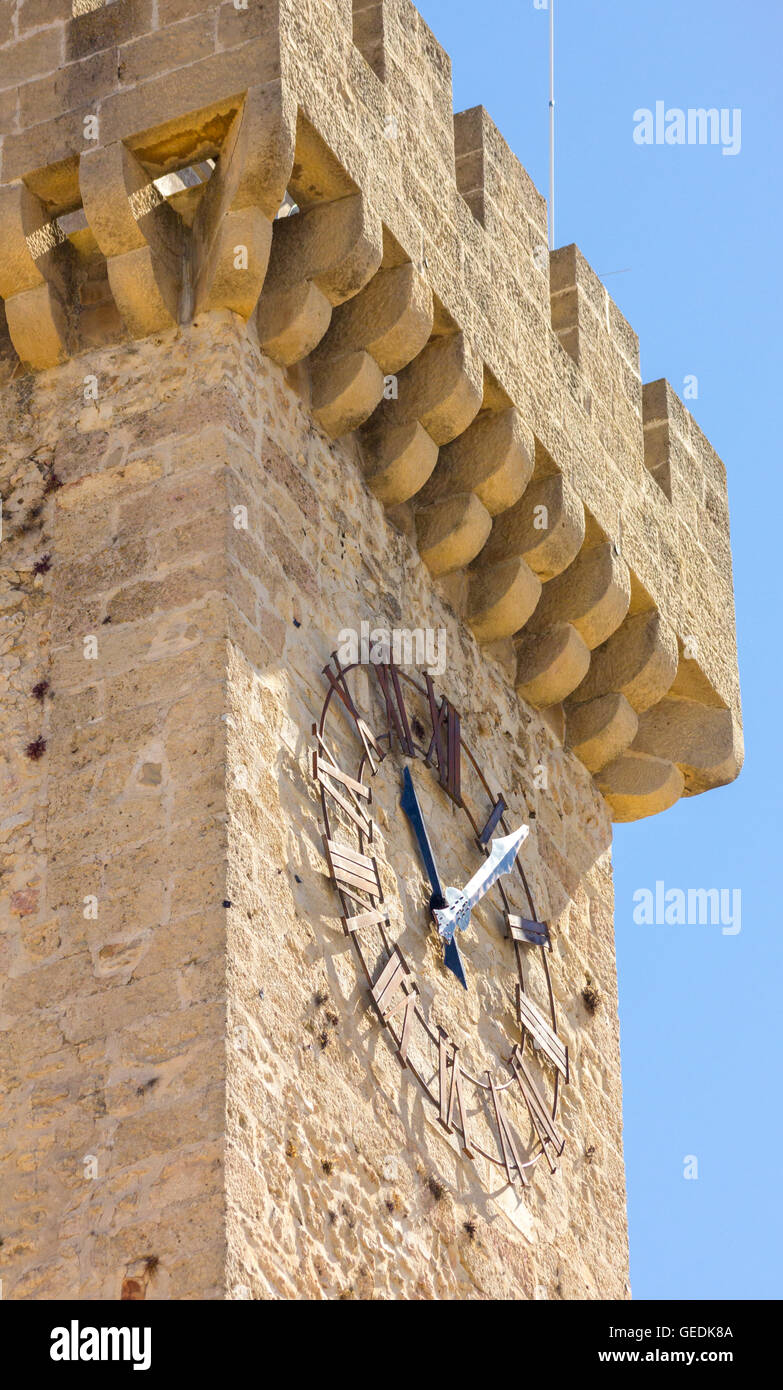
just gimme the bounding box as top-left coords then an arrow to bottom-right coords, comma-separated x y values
548,0 -> 555,250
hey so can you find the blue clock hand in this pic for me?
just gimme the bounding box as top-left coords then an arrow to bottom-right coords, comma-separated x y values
400,768 -> 468,990
400,766 -> 445,906
443,936 -> 468,990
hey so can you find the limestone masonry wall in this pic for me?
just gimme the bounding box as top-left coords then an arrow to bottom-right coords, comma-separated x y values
1,327 -> 235,1298
222,335 -> 628,1299
1,321 -> 628,1298
0,0 -> 740,1301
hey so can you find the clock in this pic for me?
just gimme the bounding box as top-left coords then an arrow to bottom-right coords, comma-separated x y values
312,654 -> 569,1188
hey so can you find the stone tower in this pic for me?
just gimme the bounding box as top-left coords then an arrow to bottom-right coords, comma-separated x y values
0,1 -> 741,1301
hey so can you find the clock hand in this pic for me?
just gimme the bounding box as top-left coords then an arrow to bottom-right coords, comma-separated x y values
459,825 -> 528,915
400,769 -> 466,989
400,766 -> 445,907
443,936 -> 468,991
433,825 -> 528,942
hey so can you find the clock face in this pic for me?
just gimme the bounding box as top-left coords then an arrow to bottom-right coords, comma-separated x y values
313,654 -> 569,1189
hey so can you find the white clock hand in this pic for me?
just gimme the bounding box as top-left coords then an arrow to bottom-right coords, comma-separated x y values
460,825 -> 528,913
433,825 -> 528,942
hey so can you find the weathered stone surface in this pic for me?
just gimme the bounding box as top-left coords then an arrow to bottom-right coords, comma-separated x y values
481,473 -> 585,581
468,554 -> 541,643
570,610 -> 679,714
257,192 -> 384,364
565,693 -> 639,775
415,492 -> 492,577
0,181 -> 72,367
418,408 -> 533,517
530,543 -> 632,650
597,750 -> 685,823
312,261 -> 434,376
80,140 -> 184,336
308,260 -> 434,436
359,420 -> 439,507
0,327 -> 629,1302
365,331 -> 484,448
190,81 -> 296,318
516,622 -> 592,709
633,696 -> 743,796
310,347 -> 384,438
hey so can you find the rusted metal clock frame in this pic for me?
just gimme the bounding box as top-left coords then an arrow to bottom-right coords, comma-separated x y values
313,655 -> 568,1187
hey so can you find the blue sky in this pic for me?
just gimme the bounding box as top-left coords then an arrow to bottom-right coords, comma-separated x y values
416,0 -> 782,1299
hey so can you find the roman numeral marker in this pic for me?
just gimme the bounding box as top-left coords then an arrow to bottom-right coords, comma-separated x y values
342,907 -> 391,933
437,1029 -> 474,1157
323,837 -> 383,912
487,1070 -> 528,1186
370,946 -> 418,1066
373,662 -> 415,757
517,987 -> 569,1082
323,654 -> 382,772
424,675 -> 461,805
510,1047 -> 565,1170
478,795 -> 506,845
312,735 -> 373,837
507,913 -> 550,947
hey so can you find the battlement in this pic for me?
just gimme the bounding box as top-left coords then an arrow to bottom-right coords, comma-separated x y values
0,0 -> 742,819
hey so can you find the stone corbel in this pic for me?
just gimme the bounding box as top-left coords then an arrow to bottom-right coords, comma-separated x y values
481,473 -> 585,583
307,261 -> 434,437
596,750 -> 685,823
633,693 -> 743,796
256,193 -> 384,365
515,542 -> 632,707
564,610 -> 679,773
358,332 -> 483,506
459,467 -> 584,644
191,82 -> 296,320
412,408 -> 545,643
80,141 -> 184,338
0,181 -> 73,369
415,409 -> 533,576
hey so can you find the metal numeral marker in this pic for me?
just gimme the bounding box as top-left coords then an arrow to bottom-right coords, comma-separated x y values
424,674 -> 461,805
370,947 -> 418,1066
478,796 -> 506,846
373,662 -> 415,757
323,655 -> 382,772
510,1047 -> 565,1169
507,913 -> 550,948
323,837 -> 383,910
517,987 -> 569,1081
313,737 -> 373,837
487,1070 -> 528,1186
436,1029 -> 475,1157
